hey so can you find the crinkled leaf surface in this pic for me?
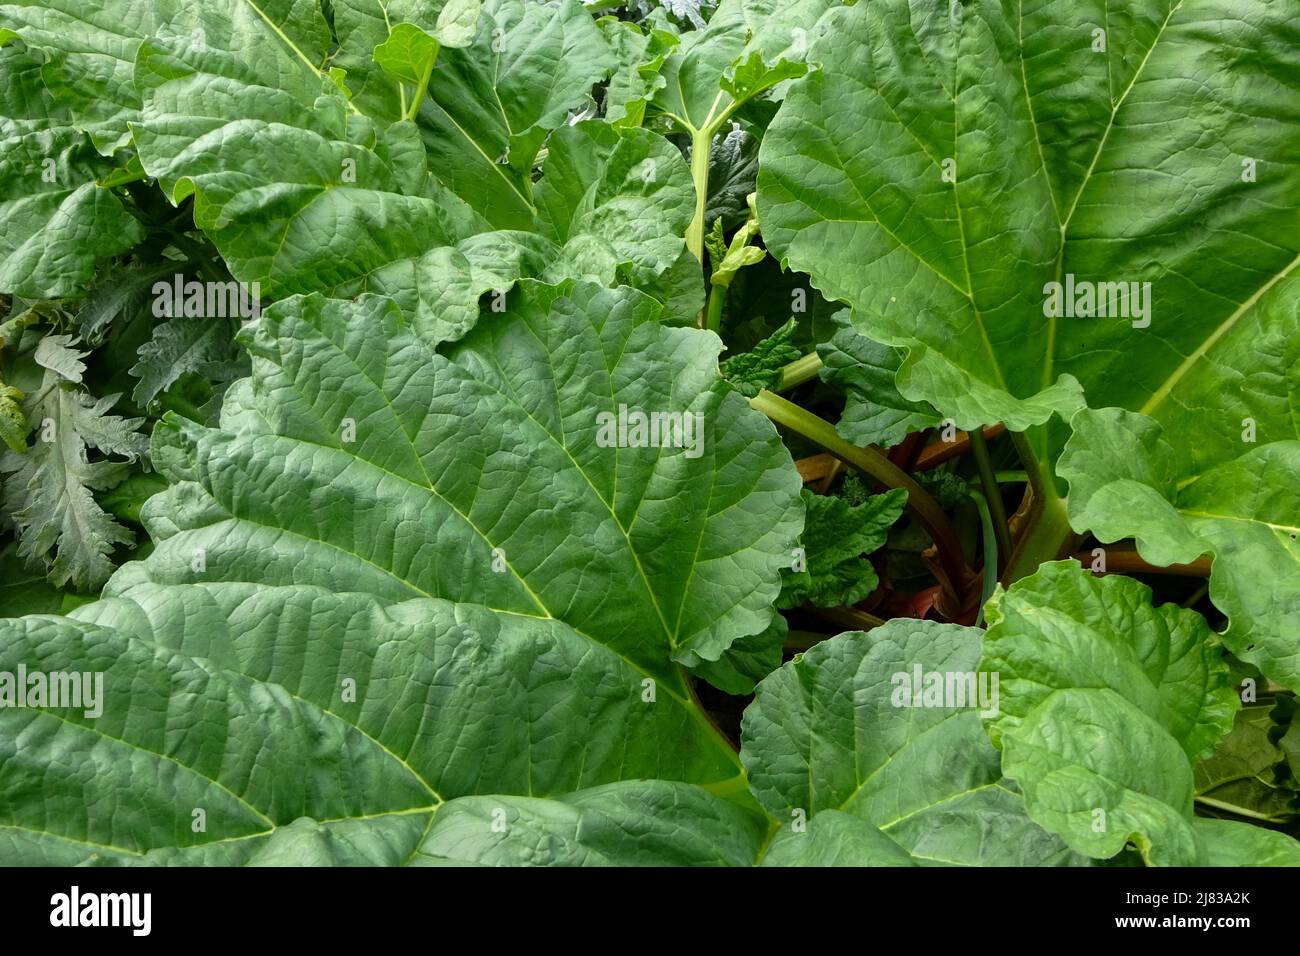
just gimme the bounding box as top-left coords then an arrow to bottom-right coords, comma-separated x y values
531,121 -> 696,296
0,585 -> 739,863
759,0 -> 1299,440
981,561 -> 1299,864
705,125 -> 759,232
1062,406 -> 1300,692
0,0 -> 178,152
981,561 -> 1237,761
719,317 -> 798,398
0,41 -> 144,298
778,488 -> 906,610
690,613 -> 785,697
741,620 -> 1078,866
0,281 -> 809,863
142,285 -> 801,672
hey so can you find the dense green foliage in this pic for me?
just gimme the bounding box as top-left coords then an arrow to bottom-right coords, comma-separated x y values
0,0 -> 1297,866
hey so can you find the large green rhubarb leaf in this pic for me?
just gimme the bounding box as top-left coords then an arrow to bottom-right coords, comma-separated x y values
1061,407 -> 1300,692
741,620 -> 1078,866
981,561 -> 1300,865
137,285 -> 802,672
758,0 -> 1300,441
416,0 -> 616,229
0,40 -> 143,298
0,0 -> 178,152
413,781 -> 769,866
0,594 -> 750,863
128,2 -> 692,343
0,281 -> 807,863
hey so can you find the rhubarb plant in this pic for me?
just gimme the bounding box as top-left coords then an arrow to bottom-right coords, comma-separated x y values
0,0 -> 1297,868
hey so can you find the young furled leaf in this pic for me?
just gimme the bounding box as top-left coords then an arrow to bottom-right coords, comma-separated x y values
720,317 -> 799,397
706,194 -> 765,289
778,487 -> 906,609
